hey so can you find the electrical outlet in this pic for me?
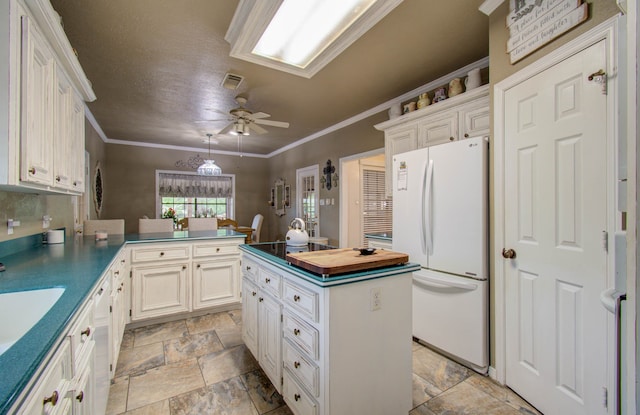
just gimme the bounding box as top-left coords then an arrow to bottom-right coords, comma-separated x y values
370,287 -> 382,311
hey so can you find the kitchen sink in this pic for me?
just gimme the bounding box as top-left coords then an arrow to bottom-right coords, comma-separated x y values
0,287 -> 65,356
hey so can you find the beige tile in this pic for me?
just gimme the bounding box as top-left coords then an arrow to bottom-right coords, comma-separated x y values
409,404 -> 437,415
227,309 -> 243,326
133,320 -> 188,347
241,369 -> 285,413
262,406 -> 295,415
127,358 -> 205,411
412,373 -> 442,408
164,330 -> 224,364
105,375 -> 129,415
199,344 -> 259,386
115,341 -> 165,377
216,324 -> 244,349
412,345 -> 471,391
169,376 -> 259,415
124,399 -> 170,415
505,388 -> 542,414
186,311 -> 236,335
121,329 -> 135,350
465,373 -> 508,401
426,381 -> 521,415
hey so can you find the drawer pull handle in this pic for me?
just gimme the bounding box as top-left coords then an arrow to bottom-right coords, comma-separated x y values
265,277 -> 271,284
160,252 -> 165,256
293,328 -> 300,336
294,361 -> 300,369
293,295 -> 300,302
43,390 -> 59,406
259,297 -> 264,302
252,291 -> 257,296
294,393 -> 301,401
75,390 -> 84,403
81,327 -> 91,337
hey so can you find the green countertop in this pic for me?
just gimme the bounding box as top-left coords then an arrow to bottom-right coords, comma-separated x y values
0,229 -> 244,414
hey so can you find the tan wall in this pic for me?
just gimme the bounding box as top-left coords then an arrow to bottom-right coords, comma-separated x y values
103,144 -> 270,235
486,0 -> 621,367
0,118 -> 106,242
266,112 -> 388,245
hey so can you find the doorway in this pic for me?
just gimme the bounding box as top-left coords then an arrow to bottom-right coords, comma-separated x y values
339,149 -> 386,248
494,21 -> 622,415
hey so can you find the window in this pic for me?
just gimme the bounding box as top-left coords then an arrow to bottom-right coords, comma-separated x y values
296,165 -> 319,237
361,166 -> 392,247
156,171 -> 235,220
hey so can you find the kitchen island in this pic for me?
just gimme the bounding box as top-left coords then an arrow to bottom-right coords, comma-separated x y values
0,229 -> 246,414
240,242 -> 419,415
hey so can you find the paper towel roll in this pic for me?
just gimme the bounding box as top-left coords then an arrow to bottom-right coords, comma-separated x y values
47,230 -> 65,244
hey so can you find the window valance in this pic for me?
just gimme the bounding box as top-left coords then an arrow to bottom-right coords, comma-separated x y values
158,173 -> 232,198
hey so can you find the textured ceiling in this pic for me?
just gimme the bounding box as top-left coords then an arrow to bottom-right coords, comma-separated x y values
49,0 -> 489,156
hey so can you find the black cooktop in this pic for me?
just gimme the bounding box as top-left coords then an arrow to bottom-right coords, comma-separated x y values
250,242 -> 335,260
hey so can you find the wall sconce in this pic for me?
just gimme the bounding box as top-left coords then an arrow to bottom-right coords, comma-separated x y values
332,173 -> 339,188
320,175 -> 326,189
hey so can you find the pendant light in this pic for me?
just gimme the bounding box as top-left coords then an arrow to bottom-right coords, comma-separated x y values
197,134 -> 222,176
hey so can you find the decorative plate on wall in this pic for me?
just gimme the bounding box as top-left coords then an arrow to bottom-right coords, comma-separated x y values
94,162 -> 103,218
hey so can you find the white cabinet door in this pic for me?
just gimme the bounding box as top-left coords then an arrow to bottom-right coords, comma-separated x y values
459,98 -> 489,139
69,94 -> 85,192
193,258 -> 240,310
20,15 -> 54,186
71,344 -> 95,415
242,278 -> 259,358
131,263 -> 190,321
259,293 -> 282,392
384,124 -> 417,197
417,112 -> 458,147
52,68 -> 73,190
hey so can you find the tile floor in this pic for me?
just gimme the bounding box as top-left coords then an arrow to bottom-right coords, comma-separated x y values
106,309 -> 542,415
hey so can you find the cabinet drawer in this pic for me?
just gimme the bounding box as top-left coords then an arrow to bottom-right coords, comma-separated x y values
283,311 -> 318,360
258,267 -> 282,299
283,281 -> 318,323
283,371 -> 318,415
131,244 -> 190,263
68,299 -> 94,370
283,340 -> 319,396
241,257 -> 259,282
192,242 -> 239,258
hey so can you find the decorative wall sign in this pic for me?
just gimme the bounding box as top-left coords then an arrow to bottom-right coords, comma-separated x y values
507,0 -> 588,64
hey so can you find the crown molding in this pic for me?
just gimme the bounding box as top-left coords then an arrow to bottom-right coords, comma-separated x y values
479,0 -> 505,16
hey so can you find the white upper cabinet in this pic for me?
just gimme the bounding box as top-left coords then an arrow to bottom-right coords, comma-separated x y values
0,0 -> 95,194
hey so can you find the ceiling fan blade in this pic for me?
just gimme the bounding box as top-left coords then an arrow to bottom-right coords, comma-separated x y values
249,123 -> 268,135
218,122 -> 235,135
194,118 -> 231,124
250,112 -> 271,119
254,119 -> 289,128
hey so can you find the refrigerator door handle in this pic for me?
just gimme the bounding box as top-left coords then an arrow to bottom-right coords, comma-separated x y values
424,159 -> 434,254
413,273 -> 478,291
419,160 -> 428,255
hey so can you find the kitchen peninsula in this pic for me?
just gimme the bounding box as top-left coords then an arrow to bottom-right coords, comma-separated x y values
240,242 -> 419,415
0,229 -> 245,414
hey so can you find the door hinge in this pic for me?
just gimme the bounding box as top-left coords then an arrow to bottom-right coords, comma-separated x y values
130,270 -> 132,278
602,231 -> 608,253
129,309 -> 132,317
281,314 -> 283,322
603,386 -> 608,409
109,305 -> 112,313
110,363 -> 113,372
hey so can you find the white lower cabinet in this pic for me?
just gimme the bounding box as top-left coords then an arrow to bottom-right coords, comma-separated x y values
131,262 -> 191,320
18,340 -> 73,415
193,258 -> 240,310
242,250 -> 413,415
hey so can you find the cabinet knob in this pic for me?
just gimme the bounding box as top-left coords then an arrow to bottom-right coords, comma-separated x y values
43,390 -> 59,406
246,266 -> 251,270
182,265 -> 187,270
28,167 -> 36,175
293,328 -> 300,336
265,277 -> 271,284
55,175 -> 61,182
114,270 -> 119,275
294,393 -> 301,401
294,361 -> 300,369
259,297 -> 264,302
73,181 -> 78,186
81,327 -> 91,337
464,133 -> 469,138
216,247 -> 220,252
293,295 -> 300,302
160,252 -> 165,256
197,264 -> 201,268
449,136 -> 455,141
252,291 -> 257,296
75,390 -> 84,403
117,286 -> 122,292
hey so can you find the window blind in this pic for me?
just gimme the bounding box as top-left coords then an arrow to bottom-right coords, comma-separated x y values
158,173 -> 232,198
362,167 -> 392,246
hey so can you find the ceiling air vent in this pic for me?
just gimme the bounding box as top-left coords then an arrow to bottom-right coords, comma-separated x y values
221,73 -> 244,90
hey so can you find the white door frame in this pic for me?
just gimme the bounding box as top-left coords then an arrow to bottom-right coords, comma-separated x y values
339,148 -> 385,248
493,16 -> 624,391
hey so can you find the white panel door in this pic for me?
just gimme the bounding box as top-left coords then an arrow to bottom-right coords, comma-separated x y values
504,40 -> 608,415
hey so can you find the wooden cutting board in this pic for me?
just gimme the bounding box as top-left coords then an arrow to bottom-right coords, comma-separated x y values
286,248 -> 408,276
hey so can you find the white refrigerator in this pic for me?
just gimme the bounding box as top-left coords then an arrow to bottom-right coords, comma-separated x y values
392,136 -> 488,373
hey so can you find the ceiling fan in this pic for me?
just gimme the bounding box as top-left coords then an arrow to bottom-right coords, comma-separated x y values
206,96 -> 290,136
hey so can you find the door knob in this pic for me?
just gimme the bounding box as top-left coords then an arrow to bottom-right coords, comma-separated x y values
502,248 -> 516,259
